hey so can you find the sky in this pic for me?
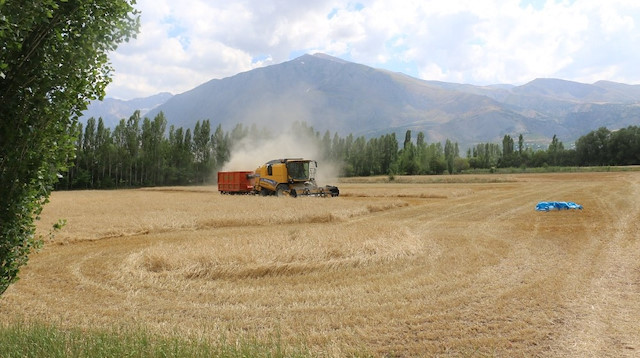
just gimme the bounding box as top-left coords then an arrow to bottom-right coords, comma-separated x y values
106,0 -> 640,100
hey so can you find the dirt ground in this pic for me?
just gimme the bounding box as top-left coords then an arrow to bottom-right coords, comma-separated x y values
1,172 -> 639,356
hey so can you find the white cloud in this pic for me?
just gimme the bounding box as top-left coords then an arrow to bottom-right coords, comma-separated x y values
106,0 -> 640,99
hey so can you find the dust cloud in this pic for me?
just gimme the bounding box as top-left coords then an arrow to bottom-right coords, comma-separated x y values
221,127 -> 340,185
217,91 -> 340,185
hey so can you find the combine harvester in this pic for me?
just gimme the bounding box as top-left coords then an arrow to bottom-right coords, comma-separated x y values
217,158 -> 339,197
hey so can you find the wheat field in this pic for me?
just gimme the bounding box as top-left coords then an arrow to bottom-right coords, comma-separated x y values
1,172 -> 639,356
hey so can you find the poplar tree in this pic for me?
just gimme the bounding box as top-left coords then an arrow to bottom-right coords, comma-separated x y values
0,0 -> 139,295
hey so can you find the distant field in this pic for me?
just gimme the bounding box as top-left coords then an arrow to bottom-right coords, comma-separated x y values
1,172 -> 639,356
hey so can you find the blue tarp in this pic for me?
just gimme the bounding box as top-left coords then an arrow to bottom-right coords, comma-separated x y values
536,201 -> 583,211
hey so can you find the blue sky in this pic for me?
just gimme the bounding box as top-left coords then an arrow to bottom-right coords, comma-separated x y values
107,0 -> 640,100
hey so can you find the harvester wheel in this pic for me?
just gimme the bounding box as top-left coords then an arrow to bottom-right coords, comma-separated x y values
275,184 -> 288,197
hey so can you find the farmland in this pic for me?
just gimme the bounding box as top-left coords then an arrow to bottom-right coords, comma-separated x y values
1,172 -> 639,356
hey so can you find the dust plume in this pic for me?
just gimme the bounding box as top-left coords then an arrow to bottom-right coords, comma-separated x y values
219,92 -> 340,184
221,125 -> 340,185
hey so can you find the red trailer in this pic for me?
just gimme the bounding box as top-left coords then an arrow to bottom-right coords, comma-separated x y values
217,171 -> 255,194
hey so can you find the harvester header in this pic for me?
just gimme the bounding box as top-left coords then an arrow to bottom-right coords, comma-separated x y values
217,158 -> 339,197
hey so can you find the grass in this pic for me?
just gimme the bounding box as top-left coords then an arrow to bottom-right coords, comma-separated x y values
0,322 -> 319,358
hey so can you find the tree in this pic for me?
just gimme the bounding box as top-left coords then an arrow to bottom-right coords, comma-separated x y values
321,130 -> 332,159
112,119 -> 129,187
381,133 -> 398,175
193,119 -> 213,183
331,132 -> 344,162
416,131 -> 429,174
141,113 -> 167,185
499,134 -> 520,168
453,157 -> 470,173
547,134 -> 565,166
403,130 -> 412,151
0,0 -> 139,295
351,136 -> 367,176
95,117 -> 114,187
167,125 -> 188,184
518,134 -> 524,155
398,130 -> 419,175
502,135 -> 514,157
81,117 -> 97,187
575,127 -> 611,166
609,126 -> 640,165
212,124 -> 229,170
444,139 -> 454,174
125,111 -> 142,185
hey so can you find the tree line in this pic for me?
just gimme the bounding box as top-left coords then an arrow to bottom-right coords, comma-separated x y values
59,112 -> 640,190
467,126 -> 640,169
59,110 -> 230,189
59,115 -> 465,189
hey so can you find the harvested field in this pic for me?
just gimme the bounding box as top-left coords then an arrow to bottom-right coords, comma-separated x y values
1,172 -> 639,356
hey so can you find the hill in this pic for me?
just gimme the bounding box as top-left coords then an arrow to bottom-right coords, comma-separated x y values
80,92 -> 173,128
107,54 -> 640,146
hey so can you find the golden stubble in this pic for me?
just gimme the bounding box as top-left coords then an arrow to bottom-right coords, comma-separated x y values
2,172 -> 640,356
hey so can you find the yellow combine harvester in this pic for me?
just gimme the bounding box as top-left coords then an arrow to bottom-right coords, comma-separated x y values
253,158 -> 339,197
216,158 -> 339,197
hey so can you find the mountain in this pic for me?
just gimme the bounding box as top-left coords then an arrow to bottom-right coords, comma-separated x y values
80,92 -> 173,128
143,53 -> 640,146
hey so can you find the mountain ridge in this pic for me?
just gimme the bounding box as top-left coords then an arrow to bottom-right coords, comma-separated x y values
81,92 -> 173,128
86,53 -> 640,146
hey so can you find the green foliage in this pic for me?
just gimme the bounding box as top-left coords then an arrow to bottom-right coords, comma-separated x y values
444,139 -> 457,174
575,126 -> 640,166
468,142 -> 501,169
608,126 -> 640,165
453,157 -> 470,173
398,130 -> 418,175
193,119 -> 214,184
502,134 -> 515,157
467,127 -> 640,171
0,322 -> 318,358
0,0 -> 139,295
59,117 -> 242,188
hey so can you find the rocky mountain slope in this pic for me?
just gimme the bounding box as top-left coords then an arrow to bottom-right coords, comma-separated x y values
89,54 -> 640,145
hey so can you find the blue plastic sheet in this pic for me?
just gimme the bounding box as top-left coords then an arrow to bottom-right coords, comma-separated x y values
535,201 -> 583,211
